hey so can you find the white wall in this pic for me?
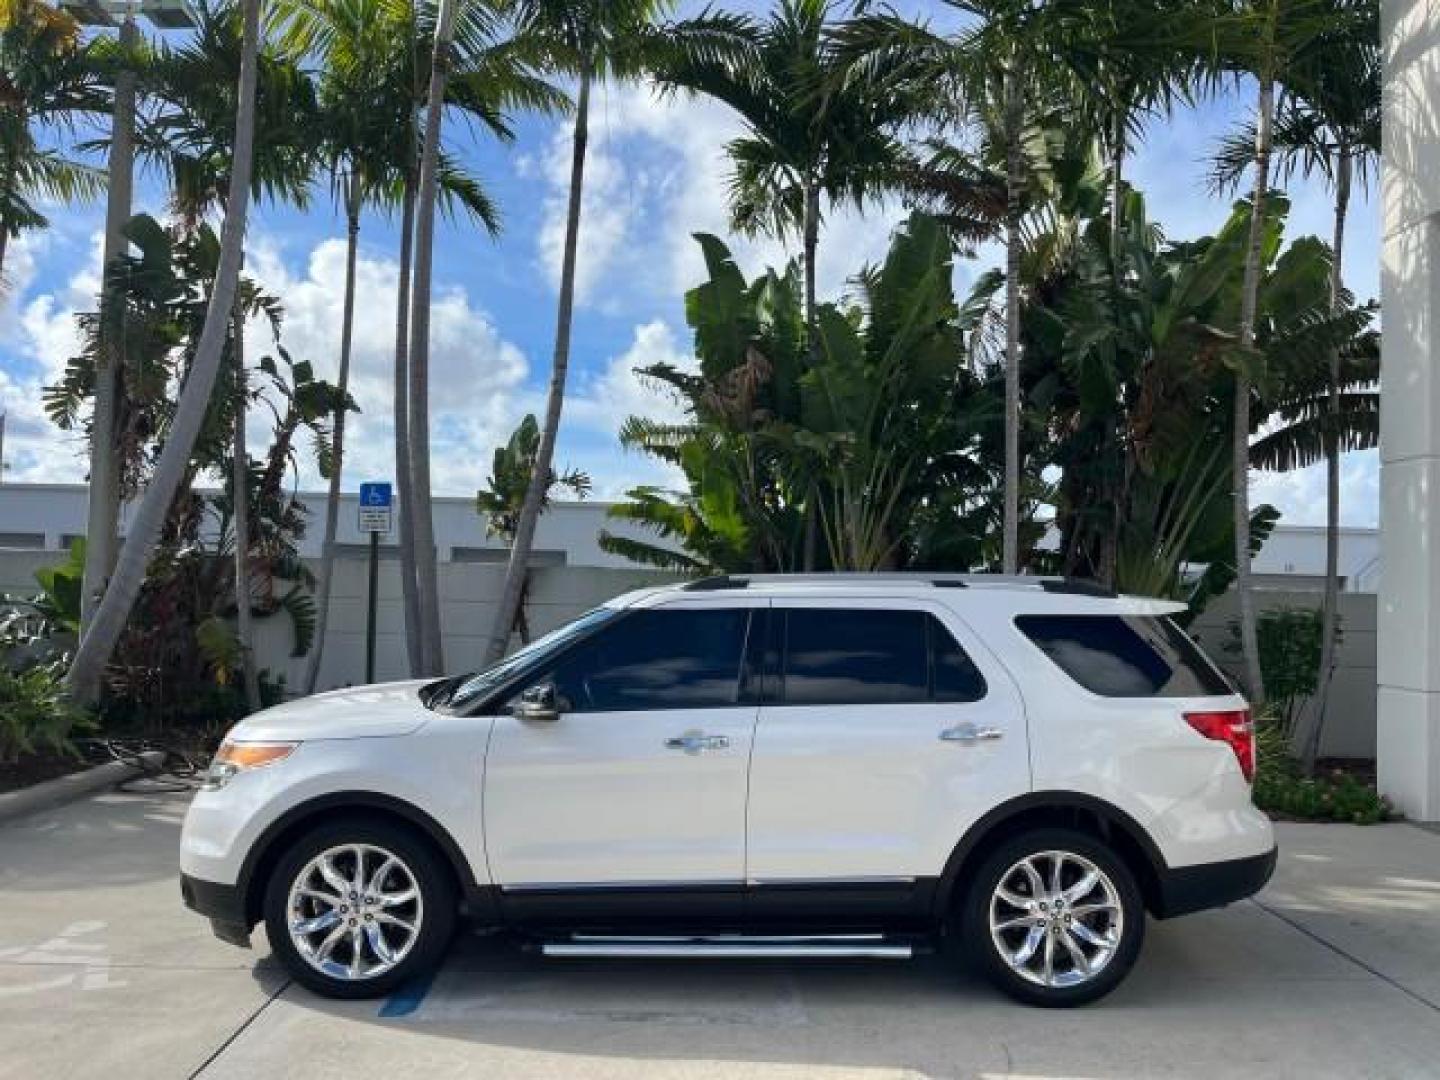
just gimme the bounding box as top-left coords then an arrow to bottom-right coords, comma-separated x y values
254,559 -> 676,691
1378,0 -> 1440,819
1250,526 -> 1381,592
1190,591 -> 1378,760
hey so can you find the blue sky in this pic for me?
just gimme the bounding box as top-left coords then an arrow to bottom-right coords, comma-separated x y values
0,0 -> 1381,528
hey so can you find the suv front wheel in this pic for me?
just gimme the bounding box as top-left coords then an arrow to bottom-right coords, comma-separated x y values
962,828 -> 1144,1007
263,818 -> 457,998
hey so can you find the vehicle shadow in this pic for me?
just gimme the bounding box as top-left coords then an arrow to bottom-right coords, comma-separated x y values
253,916 -> 1284,1078
246,880 -> 1440,1080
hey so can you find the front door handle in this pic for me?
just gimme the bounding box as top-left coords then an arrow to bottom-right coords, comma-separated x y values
940,723 -> 1003,744
665,732 -> 730,754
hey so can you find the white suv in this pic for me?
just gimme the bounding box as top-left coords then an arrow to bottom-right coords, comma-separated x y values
180,574 -> 1275,1007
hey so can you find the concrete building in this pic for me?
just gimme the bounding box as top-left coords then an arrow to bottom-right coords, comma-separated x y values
0,482 -> 1388,587
0,482 -> 654,568
1379,0 -> 1440,820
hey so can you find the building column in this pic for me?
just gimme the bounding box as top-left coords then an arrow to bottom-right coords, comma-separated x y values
1378,0 -> 1440,821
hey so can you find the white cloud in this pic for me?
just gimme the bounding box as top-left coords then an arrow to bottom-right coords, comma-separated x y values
560,319 -> 695,498
0,232 -> 102,484
244,237 -> 530,496
0,231 -> 531,496
0,233 -> 41,339
568,319 -> 691,430
1252,451 -> 1380,529
535,82 -> 904,312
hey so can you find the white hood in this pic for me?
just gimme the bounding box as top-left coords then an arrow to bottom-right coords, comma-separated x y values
230,680 -> 434,742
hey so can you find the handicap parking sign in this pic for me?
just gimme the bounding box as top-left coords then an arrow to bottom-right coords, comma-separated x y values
358,482 -> 393,533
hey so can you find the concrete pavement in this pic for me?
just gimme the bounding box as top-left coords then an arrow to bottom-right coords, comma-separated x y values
1,793 -> 1438,1079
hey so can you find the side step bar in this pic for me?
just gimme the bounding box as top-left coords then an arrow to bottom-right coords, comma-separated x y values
540,933 -> 915,960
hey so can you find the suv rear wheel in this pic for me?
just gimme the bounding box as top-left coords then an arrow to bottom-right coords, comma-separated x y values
263,818 -> 456,998
962,828 -> 1144,1007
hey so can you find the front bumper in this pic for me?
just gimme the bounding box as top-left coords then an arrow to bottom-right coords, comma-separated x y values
180,874 -> 253,948
1154,845 -> 1278,918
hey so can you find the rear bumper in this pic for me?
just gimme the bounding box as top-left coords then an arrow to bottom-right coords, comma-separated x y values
1154,845 -> 1277,918
180,874 -> 253,948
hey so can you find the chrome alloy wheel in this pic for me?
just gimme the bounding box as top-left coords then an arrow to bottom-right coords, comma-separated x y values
988,850 -> 1123,989
286,843 -> 424,981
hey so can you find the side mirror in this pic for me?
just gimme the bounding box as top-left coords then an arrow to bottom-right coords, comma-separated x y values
513,682 -> 560,722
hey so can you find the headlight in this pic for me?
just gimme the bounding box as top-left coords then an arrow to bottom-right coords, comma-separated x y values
202,740 -> 299,790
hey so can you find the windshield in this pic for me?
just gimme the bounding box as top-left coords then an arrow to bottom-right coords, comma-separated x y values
441,607 -> 621,712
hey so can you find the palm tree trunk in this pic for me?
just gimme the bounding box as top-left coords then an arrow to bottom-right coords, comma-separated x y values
1109,106 -> 1126,270
515,571 -> 530,645
65,0 -> 263,705
303,170 -> 362,695
406,0 -> 460,676
1093,106 -> 1128,590
231,288 -> 262,714
802,177 -> 819,349
0,228 -> 8,285
393,177 -> 422,678
800,176 -> 821,573
485,62 -> 592,666
1002,64 -> 1023,576
1301,142 -> 1352,771
1232,58 -> 1274,706
81,13 -> 139,642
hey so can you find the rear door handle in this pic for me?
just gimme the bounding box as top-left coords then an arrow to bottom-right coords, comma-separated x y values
665,733 -> 730,754
940,723 -> 1003,744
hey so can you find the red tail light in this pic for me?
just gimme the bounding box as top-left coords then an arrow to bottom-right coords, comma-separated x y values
1184,708 -> 1255,782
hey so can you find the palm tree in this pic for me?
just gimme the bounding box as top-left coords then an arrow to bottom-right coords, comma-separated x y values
80,14 -> 141,647
230,285 -> 262,711
838,1 -> 1073,575
275,0 -> 558,687
1210,0 -> 1379,755
1056,2 -> 1204,270
0,0 -> 107,282
482,0 -> 748,665
653,0 -> 914,344
476,414 -> 590,644
1193,0 -> 1365,703
127,0 -> 320,704
365,0 -> 561,678
65,0 -> 264,704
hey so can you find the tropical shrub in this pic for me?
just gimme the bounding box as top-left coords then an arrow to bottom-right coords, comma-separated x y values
0,662 -> 91,762
1,538 -> 85,667
1252,722 -> 1389,824
44,214 -> 349,728
1026,190 -> 1377,596
1226,606 -> 1336,737
602,213 -> 1004,573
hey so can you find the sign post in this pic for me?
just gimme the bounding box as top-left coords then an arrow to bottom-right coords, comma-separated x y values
357,482 -> 393,684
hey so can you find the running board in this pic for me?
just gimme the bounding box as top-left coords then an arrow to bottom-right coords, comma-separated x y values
540,933 -> 914,960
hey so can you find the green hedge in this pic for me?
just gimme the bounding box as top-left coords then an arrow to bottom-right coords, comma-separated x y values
1252,723 -> 1391,825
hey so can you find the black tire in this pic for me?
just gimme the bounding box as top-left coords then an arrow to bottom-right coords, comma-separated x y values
263,817 -> 457,999
961,827 -> 1144,1007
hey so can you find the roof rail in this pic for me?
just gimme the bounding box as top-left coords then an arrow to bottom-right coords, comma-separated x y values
680,575 -> 745,591
1039,578 -> 1117,598
679,572 -> 1116,595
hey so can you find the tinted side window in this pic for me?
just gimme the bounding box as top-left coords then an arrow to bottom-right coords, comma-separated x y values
783,609 -> 929,705
779,609 -> 987,706
545,608 -> 751,712
1015,614 -> 1233,698
931,618 -> 987,702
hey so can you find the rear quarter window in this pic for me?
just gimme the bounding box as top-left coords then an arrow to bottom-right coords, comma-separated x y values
1014,614 -> 1233,698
